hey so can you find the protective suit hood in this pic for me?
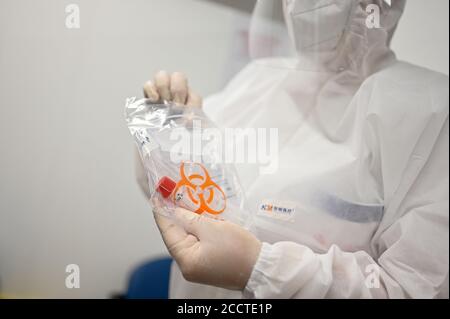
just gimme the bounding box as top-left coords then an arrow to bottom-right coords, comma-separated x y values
282,0 -> 406,75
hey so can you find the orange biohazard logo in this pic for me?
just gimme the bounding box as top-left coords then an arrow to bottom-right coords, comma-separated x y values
173,162 -> 226,215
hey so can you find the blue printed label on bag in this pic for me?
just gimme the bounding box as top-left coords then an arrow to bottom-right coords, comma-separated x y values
258,199 -> 296,222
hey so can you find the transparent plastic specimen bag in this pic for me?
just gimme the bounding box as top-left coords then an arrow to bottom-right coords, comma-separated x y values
125,98 -> 251,227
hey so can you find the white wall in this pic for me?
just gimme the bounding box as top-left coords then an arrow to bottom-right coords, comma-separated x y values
0,0 -> 241,298
0,0 -> 448,298
392,0 -> 449,75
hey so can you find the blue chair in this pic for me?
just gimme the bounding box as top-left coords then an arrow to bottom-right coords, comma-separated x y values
126,257 -> 172,299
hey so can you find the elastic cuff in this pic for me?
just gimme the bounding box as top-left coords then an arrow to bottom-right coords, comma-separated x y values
242,242 -> 276,299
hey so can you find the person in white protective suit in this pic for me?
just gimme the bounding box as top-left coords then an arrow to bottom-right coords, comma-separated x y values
138,0 -> 449,298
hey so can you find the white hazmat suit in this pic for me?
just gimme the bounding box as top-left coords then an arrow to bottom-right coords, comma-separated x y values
139,0 -> 449,298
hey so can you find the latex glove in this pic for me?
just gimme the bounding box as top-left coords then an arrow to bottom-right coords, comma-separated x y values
152,197 -> 262,291
143,70 -> 202,106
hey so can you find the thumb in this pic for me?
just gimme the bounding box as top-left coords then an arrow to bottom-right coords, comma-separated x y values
174,208 -> 211,238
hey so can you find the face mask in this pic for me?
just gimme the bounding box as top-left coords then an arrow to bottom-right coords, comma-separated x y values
283,0 -> 355,53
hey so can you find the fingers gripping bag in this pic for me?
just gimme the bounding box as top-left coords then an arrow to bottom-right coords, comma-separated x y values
125,97 -> 251,227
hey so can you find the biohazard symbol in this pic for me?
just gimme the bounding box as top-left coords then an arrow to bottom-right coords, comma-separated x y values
173,162 -> 226,215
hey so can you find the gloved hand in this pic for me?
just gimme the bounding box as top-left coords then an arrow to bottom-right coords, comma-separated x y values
143,71 -> 261,290
152,197 -> 262,291
143,70 -> 202,106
